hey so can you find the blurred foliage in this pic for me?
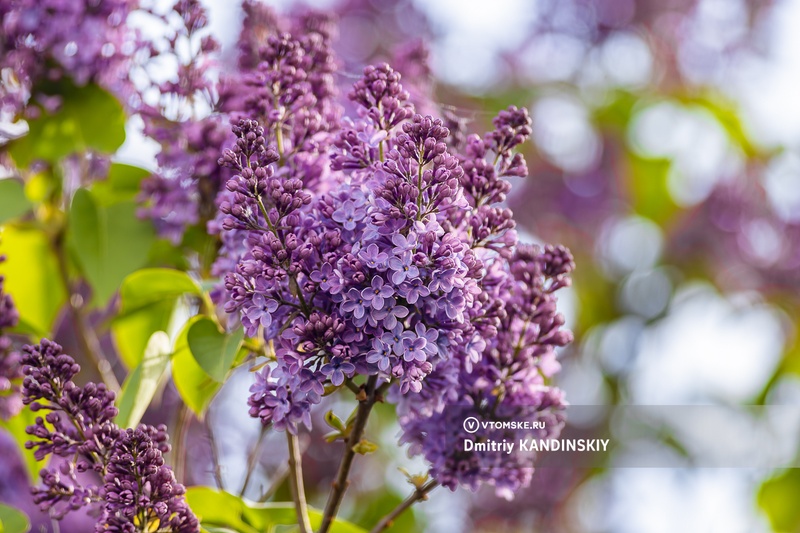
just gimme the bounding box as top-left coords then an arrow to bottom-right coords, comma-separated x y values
8,82 -> 125,168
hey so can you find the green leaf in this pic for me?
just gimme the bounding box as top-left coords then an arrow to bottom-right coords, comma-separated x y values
91,163 -> 151,207
0,180 -> 32,224
119,269 -> 202,315
185,488 -> 366,533
758,469 -> 800,533
8,82 -> 126,168
67,191 -> 156,306
112,299 -> 176,369
0,226 -> 66,334
173,317 -> 221,418
0,408 -> 42,482
116,331 -> 171,428
0,503 -> 30,533
113,268 -> 200,368
325,410 -> 346,432
187,318 -> 244,382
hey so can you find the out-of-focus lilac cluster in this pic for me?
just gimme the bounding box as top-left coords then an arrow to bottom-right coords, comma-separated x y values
21,339 -> 198,532
212,8 -> 573,497
0,0 -> 141,116
137,0 -> 230,244
0,254 -> 23,420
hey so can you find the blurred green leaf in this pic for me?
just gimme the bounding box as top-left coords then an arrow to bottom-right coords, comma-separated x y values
67,190 -> 155,306
0,180 -> 32,224
348,489 -> 418,533
625,151 -> 678,226
8,82 -> 125,168
0,503 -> 30,533
112,299 -> 175,369
187,318 -> 244,382
758,469 -> 800,532
91,163 -> 150,207
0,408 -> 41,482
592,89 -> 638,131
116,331 -> 171,428
678,92 -> 760,158
185,488 -> 365,533
173,317 -> 221,418
119,268 -> 202,315
0,226 -> 66,334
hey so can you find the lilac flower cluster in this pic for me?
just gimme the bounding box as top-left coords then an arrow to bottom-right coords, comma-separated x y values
199,9 -> 575,498
217,60 -> 492,436
0,0 -> 141,116
21,339 -> 198,531
0,254 -> 23,420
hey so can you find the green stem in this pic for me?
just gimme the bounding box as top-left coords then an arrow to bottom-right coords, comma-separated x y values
287,432 -> 313,533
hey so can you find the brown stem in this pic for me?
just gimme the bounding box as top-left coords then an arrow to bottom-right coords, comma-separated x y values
287,432 -> 313,533
368,480 -> 438,533
318,375 -> 379,533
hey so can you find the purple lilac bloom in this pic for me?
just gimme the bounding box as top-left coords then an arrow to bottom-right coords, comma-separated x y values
361,276 -> 394,310
358,243 -> 389,270
388,252 -> 419,285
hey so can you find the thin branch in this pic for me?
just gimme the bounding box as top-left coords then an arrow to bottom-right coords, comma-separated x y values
369,480 -> 438,533
172,404 -> 192,484
69,299 -> 120,392
204,416 -> 224,490
239,424 -> 268,497
52,229 -> 120,392
287,432 -> 313,533
318,375 -> 379,533
258,463 -> 290,503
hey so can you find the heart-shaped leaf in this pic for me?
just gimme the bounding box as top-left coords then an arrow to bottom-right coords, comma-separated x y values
187,318 -> 244,383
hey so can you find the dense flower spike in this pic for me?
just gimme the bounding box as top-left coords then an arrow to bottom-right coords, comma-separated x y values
21,340 -> 197,530
0,254 -> 22,419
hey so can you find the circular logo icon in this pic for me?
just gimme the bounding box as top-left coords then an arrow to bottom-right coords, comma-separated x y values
463,416 -> 480,434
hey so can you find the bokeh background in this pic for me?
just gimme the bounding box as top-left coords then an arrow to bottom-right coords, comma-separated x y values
4,0 -> 800,531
